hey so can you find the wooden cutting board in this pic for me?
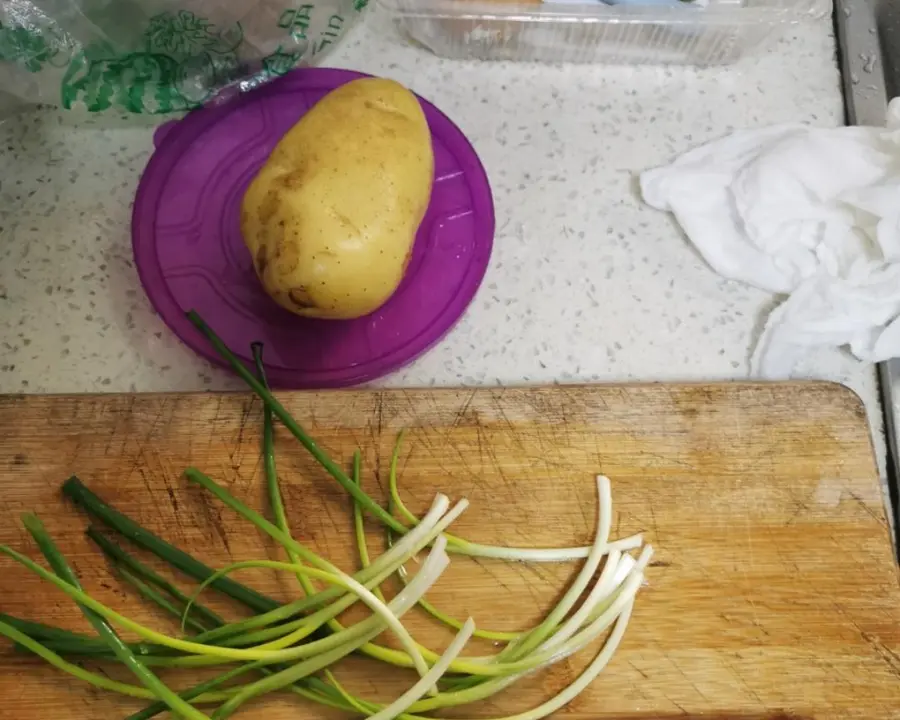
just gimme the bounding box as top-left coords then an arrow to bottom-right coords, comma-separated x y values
0,383 -> 897,719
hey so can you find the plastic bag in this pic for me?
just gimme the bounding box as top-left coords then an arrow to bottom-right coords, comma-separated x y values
0,0 -> 367,113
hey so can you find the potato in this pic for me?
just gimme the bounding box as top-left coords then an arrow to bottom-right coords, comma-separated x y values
241,77 -> 434,319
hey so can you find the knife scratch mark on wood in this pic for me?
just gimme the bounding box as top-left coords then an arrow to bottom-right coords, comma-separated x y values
205,398 -> 224,450
452,389 -> 477,429
846,490 -> 888,527
232,396 -> 256,466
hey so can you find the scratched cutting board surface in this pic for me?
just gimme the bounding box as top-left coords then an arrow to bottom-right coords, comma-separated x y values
0,383 -> 898,720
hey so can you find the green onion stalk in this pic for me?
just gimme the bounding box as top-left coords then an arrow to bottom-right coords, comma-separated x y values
0,314 -> 654,720
187,310 -> 622,563
20,514 -> 211,719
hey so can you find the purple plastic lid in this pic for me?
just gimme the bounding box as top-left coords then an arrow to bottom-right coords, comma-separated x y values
132,68 -> 495,388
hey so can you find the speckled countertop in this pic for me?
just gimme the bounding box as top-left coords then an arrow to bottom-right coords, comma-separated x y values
0,10 -> 886,476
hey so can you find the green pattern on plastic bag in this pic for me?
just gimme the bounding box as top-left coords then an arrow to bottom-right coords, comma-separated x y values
145,11 -> 236,57
0,22 -> 68,73
263,46 -> 304,77
263,1 -> 368,67
61,10 -> 241,113
0,2 -> 365,114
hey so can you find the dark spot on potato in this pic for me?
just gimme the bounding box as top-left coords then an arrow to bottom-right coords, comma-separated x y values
279,168 -> 307,190
401,246 -> 414,272
257,190 -> 280,225
12,453 -> 27,466
289,288 -> 317,309
255,245 -> 269,275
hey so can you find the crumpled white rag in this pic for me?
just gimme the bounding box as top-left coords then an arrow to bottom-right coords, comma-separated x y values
641,99 -> 900,378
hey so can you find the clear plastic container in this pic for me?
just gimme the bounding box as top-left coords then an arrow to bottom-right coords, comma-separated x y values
376,0 -> 831,66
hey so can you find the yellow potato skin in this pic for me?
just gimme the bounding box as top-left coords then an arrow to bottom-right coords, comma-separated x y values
241,77 -> 434,319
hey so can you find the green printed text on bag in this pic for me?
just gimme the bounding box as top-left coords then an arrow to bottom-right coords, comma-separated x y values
0,1 -> 367,114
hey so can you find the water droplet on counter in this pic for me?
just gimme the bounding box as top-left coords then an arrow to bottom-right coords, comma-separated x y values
862,53 -> 878,74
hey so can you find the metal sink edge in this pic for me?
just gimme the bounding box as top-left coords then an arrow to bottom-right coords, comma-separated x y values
834,0 -> 899,551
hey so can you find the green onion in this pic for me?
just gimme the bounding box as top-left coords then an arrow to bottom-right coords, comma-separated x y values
1,314 -> 655,720
4,500 -> 465,667
0,544 -> 273,663
13,636 -> 168,658
208,536 -> 451,719
0,613 -> 101,645
323,670 -> 377,715
251,342 -> 317,599
183,558 -> 432,681
179,469 -> 632,678
63,477 -> 279,614
0,619 -> 231,704
188,310 -> 408,535
125,662 -> 263,720
370,617 -> 475,720
20,513 -> 210,720
87,526 -> 225,629
183,469 -> 467,648
188,309 -> 642,563
501,475 -> 612,662
350,451 -> 387,605
132,345 -> 389,720
388,438 -> 645,561
478,600 -> 637,720
385,432 -> 520,643
114,564 -> 209,635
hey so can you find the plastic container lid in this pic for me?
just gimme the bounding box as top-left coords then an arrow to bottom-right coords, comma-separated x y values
132,68 -> 495,388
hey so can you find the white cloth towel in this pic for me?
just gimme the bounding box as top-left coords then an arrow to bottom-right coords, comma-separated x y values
641,100 -> 900,378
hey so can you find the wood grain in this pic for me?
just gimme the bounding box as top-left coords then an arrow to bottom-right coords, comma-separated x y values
0,383 -> 897,719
